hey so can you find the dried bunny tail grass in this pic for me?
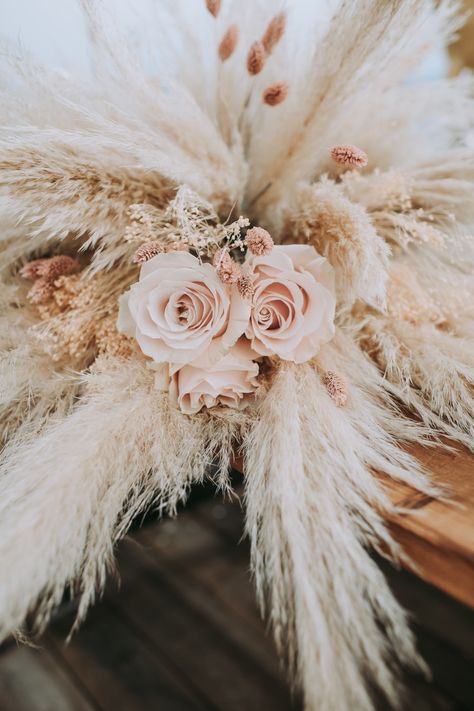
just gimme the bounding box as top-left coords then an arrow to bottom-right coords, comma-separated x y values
330,144 -> 368,168
262,11 -> 286,54
205,0 -> 221,18
243,362 -> 430,710
219,25 -> 239,62
249,0 -> 463,212
287,180 -> 390,307
0,357 -> 243,643
262,82 -> 288,106
247,41 -> 266,76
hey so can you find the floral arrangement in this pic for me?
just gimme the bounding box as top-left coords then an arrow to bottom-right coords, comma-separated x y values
1,1 -> 474,710
117,210 -> 336,413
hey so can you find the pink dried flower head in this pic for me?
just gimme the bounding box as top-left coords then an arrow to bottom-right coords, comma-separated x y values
133,241 -> 165,263
330,144 -> 368,168
20,258 -> 49,279
42,255 -> 81,281
219,25 -> 239,61
323,371 -> 348,407
217,260 -> 242,284
246,227 -> 274,256
262,81 -> 288,106
247,40 -> 266,75
26,278 -> 57,304
212,248 -> 232,269
206,0 -> 221,18
262,12 -> 286,54
237,275 -> 255,300
21,255 -> 81,283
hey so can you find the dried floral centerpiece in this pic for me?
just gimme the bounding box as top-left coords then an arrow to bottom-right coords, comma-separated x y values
1,2 -> 474,710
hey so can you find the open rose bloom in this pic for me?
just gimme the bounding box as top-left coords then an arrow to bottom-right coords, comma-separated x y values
118,240 -> 336,414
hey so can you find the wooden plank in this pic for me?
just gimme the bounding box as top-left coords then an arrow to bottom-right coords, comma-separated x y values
383,444 -> 474,609
0,644 -> 94,711
134,508 -> 285,678
48,603 -> 207,711
114,539 -> 295,711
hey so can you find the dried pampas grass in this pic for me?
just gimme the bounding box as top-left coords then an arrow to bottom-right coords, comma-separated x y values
1,1 -> 474,709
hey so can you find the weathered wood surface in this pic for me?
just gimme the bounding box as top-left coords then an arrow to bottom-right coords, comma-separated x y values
0,462 -> 472,710
382,444 -> 474,610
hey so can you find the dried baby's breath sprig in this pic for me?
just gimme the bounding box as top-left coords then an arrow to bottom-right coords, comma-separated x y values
237,274 -> 255,299
262,12 -> 286,54
247,41 -> 266,75
322,371 -> 348,407
219,25 -> 239,62
246,226 -> 274,255
213,248 -> 232,269
205,0 -> 221,18
125,204 -> 168,244
34,265 -> 137,366
95,313 -> 137,359
330,144 -> 368,168
262,82 -> 288,106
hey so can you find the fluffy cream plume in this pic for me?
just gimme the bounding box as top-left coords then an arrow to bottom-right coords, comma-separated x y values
243,362 -> 431,710
287,181 -> 390,307
0,357 -> 245,641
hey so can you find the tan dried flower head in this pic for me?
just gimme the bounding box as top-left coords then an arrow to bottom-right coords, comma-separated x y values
133,241 -> 165,263
205,0 -> 221,18
262,82 -> 288,106
237,275 -> 255,300
219,25 -> 239,62
322,371 -> 348,407
247,41 -> 266,75
20,258 -> 49,280
246,226 -> 274,255
213,247 -> 232,269
22,255 -> 81,304
330,144 -> 368,168
217,260 -> 242,284
262,12 -> 286,54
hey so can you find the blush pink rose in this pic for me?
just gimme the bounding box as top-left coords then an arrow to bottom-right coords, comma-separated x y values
169,339 -> 259,415
245,245 -> 336,362
118,251 -> 250,365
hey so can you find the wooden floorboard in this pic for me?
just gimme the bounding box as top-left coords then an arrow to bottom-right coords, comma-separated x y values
0,470 -> 472,710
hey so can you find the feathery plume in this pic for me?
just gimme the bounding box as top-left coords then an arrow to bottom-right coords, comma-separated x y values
218,25 -> 239,62
262,12 -> 286,54
247,41 -> 266,75
330,144 -> 368,168
262,82 -> 288,106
